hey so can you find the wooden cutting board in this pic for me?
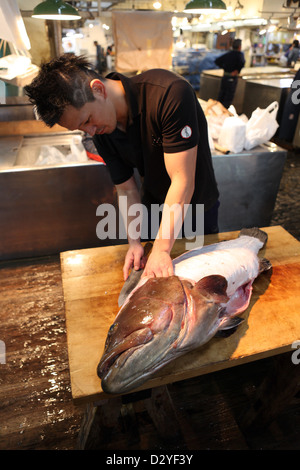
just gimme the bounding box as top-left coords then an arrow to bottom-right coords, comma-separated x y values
60,226 -> 300,404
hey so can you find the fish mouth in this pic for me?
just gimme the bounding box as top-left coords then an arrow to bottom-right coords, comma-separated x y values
97,276 -> 189,394
97,327 -> 154,380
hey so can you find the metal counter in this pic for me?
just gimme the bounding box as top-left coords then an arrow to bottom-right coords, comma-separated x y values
0,134 -> 286,260
212,142 -> 286,232
0,133 -> 120,261
199,67 -> 294,115
242,78 -> 293,123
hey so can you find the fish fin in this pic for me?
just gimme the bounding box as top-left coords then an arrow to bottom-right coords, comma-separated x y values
239,227 -> 268,247
118,269 -> 143,307
215,316 -> 244,337
118,242 -> 153,307
259,257 -> 272,273
195,275 -> 229,302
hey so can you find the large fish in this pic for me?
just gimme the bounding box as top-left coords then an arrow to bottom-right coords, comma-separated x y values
97,228 -> 271,394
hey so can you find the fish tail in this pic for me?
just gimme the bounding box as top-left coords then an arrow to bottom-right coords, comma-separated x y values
238,227 -> 268,247
259,257 -> 272,273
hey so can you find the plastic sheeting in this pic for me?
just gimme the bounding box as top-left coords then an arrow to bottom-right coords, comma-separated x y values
112,11 -> 173,73
0,0 -> 31,51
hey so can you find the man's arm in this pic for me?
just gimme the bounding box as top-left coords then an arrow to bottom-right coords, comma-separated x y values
115,175 -> 145,280
142,145 -> 197,278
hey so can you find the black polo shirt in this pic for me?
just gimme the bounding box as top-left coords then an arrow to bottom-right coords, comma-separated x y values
215,50 -> 245,74
93,69 -> 219,210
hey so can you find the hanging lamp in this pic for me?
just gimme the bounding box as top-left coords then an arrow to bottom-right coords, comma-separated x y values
32,0 -> 81,20
184,0 -> 227,14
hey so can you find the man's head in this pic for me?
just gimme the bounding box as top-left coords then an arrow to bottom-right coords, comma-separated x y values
24,53 -> 100,127
232,39 -> 242,51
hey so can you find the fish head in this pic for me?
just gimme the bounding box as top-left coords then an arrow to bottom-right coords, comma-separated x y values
177,274 -> 230,350
97,274 -> 229,395
97,276 -> 187,394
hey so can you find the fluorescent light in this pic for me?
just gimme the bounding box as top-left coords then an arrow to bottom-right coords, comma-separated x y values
32,0 -> 81,21
184,0 -> 226,15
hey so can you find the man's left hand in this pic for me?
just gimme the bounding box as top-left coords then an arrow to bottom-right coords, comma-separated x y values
142,250 -> 174,278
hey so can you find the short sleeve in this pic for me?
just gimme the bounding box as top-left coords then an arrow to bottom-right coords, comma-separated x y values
160,79 -> 200,153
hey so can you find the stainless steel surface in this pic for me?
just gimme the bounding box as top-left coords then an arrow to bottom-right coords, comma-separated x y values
0,133 -> 286,260
0,105 -> 35,121
0,163 -> 120,260
202,67 -> 292,78
212,143 -> 286,232
199,68 -> 294,116
199,73 -> 245,113
0,136 -> 23,167
0,132 -> 120,260
242,79 -> 292,122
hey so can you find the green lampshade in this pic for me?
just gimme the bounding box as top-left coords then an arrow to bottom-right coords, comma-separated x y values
184,0 -> 227,14
32,0 -> 81,20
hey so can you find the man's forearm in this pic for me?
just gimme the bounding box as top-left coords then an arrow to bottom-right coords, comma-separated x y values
116,176 -> 142,245
153,175 -> 194,254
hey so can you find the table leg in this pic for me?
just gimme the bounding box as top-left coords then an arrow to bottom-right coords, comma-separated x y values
239,352 -> 300,431
77,385 -> 183,449
144,385 -> 183,442
78,397 -> 122,449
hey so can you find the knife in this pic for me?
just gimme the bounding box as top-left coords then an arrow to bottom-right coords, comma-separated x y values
118,241 -> 153,307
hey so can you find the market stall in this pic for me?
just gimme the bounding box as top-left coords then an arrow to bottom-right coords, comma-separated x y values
0,123 -> 286,260
199,66 -> 294,114
1,0 -> 300,453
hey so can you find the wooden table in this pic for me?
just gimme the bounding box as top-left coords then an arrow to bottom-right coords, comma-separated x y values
60,226 -> 300,406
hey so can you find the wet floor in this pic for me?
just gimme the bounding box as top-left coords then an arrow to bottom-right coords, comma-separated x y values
0,258 -> 84,449
270,150 -> 300,241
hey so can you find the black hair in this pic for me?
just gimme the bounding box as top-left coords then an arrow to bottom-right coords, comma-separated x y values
24,53 -> 101,127
293,39 -> 299,48
232,39 -> 242,50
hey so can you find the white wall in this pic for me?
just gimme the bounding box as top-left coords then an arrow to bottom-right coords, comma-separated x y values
63,19 -> 113,64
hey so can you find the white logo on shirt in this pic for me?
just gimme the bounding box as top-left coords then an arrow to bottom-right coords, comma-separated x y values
181,125 -> 192,139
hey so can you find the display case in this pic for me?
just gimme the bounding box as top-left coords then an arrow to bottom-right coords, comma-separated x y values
0,131 -> 286,260
199,66 -> 294,115
0,131 -> 120,261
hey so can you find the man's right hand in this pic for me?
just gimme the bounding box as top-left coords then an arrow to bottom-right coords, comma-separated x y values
123,241 -> 145,280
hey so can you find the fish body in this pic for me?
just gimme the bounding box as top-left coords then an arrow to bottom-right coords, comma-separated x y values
97,228 -> 271,394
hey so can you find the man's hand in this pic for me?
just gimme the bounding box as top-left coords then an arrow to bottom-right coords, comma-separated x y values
123,241 -> 145,280
142,249 -> 174,278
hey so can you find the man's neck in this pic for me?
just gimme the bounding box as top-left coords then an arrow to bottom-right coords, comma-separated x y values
107,79 -> 128,132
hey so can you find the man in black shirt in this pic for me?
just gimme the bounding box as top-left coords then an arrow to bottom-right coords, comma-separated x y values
25,54 -> 219,280
215,39 -> 245,108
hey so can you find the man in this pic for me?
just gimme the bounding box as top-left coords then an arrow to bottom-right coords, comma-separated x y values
25,54 -> 219,280
215,38 -> 245,108
287,39 -> 300,67
94,41 -> 104,74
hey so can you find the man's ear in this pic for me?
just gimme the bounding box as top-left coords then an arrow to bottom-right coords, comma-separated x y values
90,79 -> 106,98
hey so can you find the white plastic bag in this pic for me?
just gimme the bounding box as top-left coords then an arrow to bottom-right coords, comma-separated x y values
35,136 -> 88,166
70,135 -> 88,162
218,116 -> 246,153
279,54 -> 288,67
244,101 -> 279,150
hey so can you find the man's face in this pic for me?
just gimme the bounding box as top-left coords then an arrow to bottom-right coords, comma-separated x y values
58,82 -> 117,137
